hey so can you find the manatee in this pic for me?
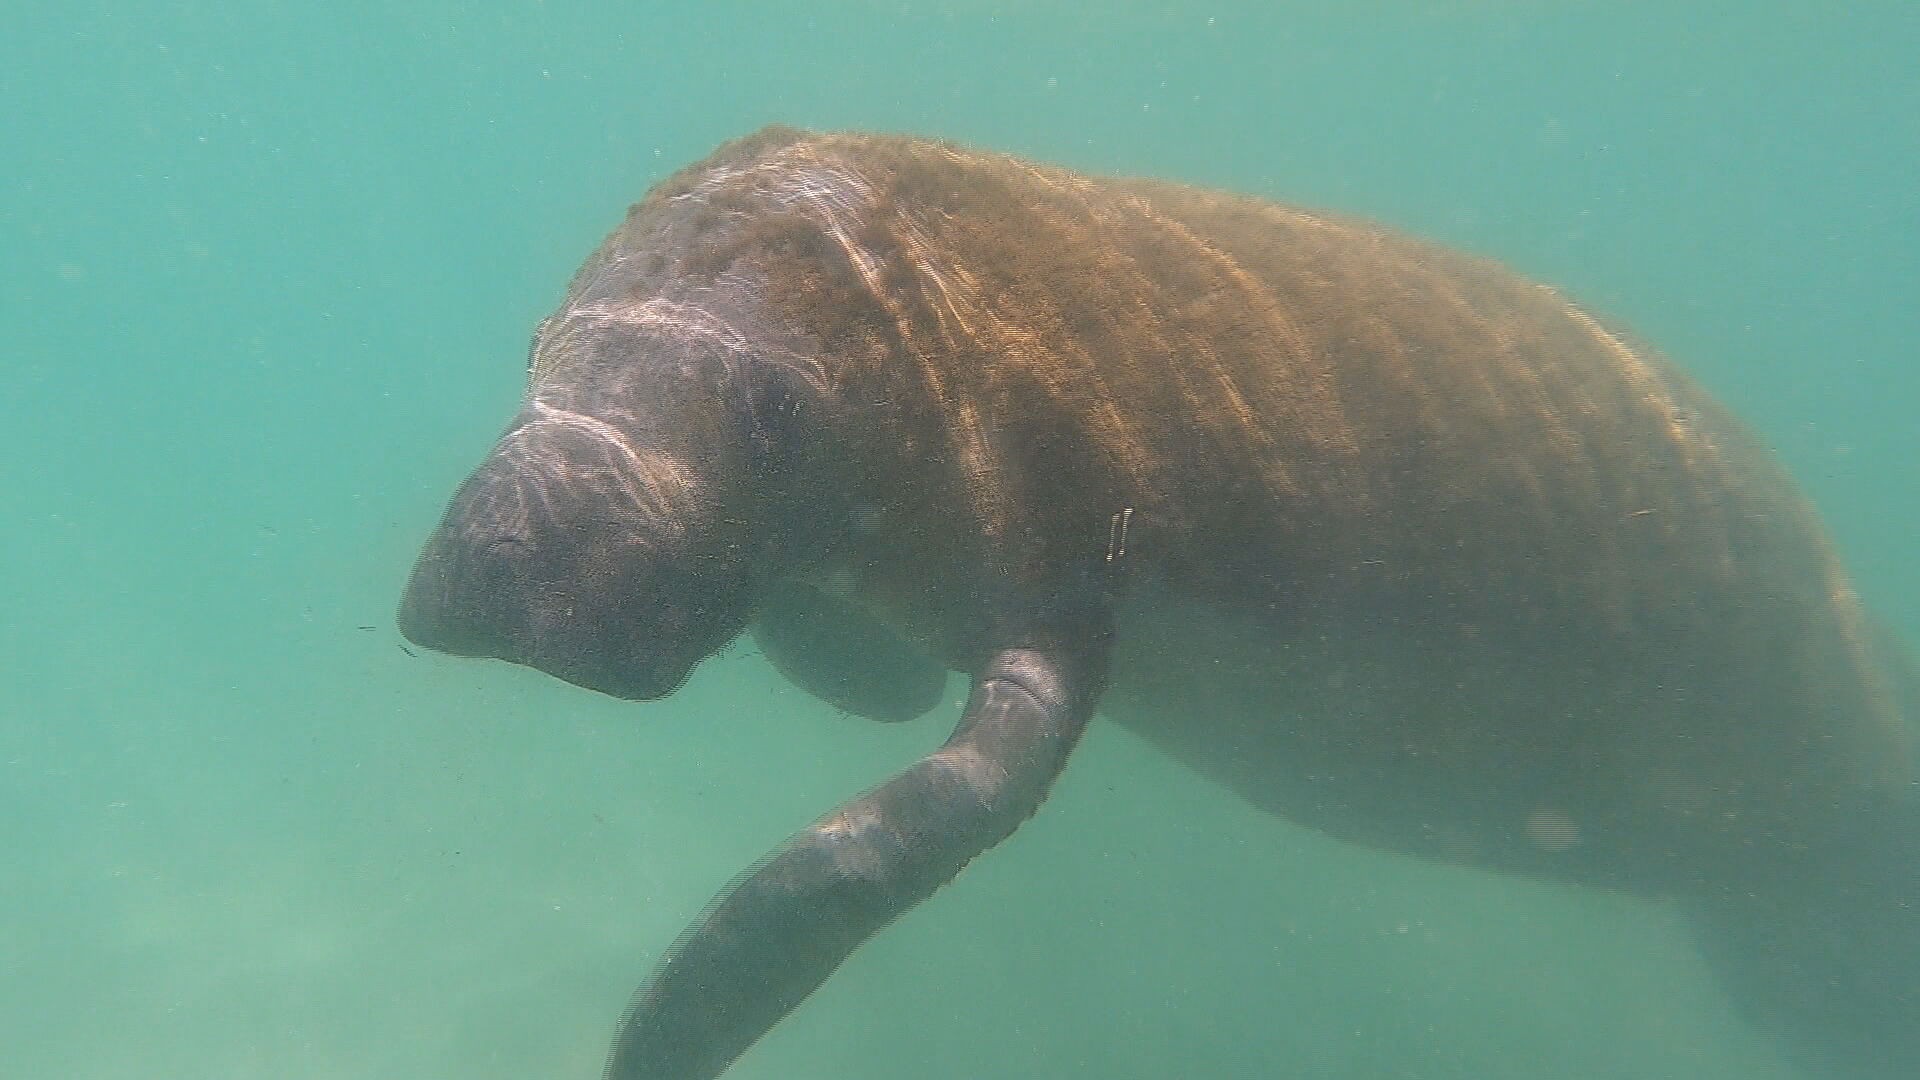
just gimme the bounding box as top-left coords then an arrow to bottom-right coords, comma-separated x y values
398,127 -> 1917,1079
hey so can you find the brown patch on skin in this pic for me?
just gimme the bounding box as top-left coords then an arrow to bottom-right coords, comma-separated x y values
583,127 -> 1907,869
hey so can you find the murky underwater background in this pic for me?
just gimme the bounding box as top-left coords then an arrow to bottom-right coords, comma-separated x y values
4,2 -> 1916,1077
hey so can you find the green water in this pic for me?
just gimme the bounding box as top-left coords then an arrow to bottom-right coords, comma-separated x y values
5,3 -> 1915,1077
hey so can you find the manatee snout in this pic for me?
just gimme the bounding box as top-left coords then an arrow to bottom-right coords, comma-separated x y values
398,412 -> 740,700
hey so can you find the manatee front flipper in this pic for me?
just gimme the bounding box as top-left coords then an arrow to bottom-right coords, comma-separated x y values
604,626 -> 1109,1080
751,579 -> 948,722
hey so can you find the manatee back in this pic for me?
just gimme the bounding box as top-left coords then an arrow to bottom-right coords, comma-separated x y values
630,130 -> 1912,858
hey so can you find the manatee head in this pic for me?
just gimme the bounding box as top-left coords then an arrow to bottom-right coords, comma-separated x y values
399,298 -> 809,701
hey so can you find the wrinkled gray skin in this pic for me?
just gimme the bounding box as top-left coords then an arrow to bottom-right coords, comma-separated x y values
398,203 -> 1112,1079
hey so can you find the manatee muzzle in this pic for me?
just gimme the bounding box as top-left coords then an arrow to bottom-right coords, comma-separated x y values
397,435 -> 703,701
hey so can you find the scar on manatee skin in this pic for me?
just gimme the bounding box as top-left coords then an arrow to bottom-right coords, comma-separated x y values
1106,506 -> 1135,564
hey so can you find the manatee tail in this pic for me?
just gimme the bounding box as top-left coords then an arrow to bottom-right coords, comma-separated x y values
1683,792 -> 1920,1079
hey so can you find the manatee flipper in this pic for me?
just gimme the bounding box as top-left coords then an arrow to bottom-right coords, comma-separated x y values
1683,793 -> 1920,1080
751,579 -> 948,722
604,626 -> 1109,1080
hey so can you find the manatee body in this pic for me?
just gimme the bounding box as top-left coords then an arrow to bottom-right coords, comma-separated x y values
399,128 -> 1916,1079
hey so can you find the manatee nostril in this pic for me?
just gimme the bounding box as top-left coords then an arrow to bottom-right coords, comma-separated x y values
398,523 -> 537,659
483,532 -> 536,560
